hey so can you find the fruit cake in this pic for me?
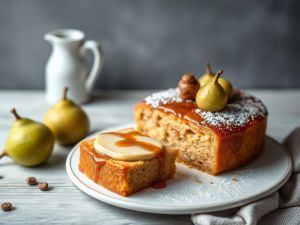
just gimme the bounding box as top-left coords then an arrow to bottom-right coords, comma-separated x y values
79,128 -> 177,196
135,88 -> 268,175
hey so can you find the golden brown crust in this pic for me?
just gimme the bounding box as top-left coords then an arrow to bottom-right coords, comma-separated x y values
79,138 -> 177,196
214,120 -> 266,173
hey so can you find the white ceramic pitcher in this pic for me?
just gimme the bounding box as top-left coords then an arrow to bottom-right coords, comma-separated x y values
44,29 -> 103,104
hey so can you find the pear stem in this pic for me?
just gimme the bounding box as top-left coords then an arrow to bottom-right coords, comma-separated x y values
63,87 -> 69,100
205,63 -> 212,75
213,70 -> 223,84
11,108 -> 21,120
0,152 -> 7,159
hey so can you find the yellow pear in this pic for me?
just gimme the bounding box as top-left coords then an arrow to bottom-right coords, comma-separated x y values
44,87 -> 89,145
218,77 -> 234,100
198,63 -> 234,99
196,70 -> 228,112
0,108 -> 54,166
198,63 -> 214,87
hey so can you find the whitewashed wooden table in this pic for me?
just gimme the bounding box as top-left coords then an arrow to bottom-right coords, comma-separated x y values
0,89 -> 300,225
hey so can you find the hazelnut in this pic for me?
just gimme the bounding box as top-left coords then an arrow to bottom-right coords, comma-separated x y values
1,202 -> 12,211
26,176 -> 38,185
178,73 -> 200,100
38,182 -> 48,191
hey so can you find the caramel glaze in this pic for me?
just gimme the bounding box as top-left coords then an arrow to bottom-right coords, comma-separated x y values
108,130 -> 162,154
155,101 -> 265,137
105,130 -> 166,182
152,181 -> 167,189
79,141 -> 114,182
89,146 -> 112,163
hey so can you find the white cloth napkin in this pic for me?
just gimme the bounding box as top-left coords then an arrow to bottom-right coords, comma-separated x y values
192,127 -> 300,225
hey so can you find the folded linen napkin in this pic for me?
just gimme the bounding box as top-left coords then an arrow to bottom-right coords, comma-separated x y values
192,127 -> 300,225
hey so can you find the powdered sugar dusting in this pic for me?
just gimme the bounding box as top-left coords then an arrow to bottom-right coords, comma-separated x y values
144,88 -> 267,131
145,88 -> 182,107
195,93 -> 267,130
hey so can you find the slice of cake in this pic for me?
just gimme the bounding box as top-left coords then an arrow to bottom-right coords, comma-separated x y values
135,88 -> 268,175
79,128 -> 177,196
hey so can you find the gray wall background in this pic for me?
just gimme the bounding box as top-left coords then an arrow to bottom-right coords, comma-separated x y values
0,0 -> 299,89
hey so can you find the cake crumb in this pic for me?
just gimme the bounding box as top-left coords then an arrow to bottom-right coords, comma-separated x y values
232,176 -> 238,182
209,181 -> 214,184
192,176 -> 202,184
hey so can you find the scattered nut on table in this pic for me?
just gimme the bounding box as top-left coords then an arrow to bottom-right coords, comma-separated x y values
38,182 -> 49,191
26,176 -> 38,185
1,202 -> 12,212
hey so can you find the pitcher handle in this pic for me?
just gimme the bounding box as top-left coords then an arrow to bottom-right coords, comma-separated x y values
82,40 -> 104,93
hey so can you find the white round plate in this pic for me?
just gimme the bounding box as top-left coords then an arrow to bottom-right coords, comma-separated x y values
66,124 -> 292,215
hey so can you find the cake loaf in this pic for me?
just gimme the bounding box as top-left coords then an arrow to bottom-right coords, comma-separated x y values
135,88 -> 268,175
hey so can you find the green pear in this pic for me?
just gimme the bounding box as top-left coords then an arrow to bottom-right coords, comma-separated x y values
218,77 -> 234,100
198,63 -> 234,100
198,63 -> 214,87
44,87 -> 89,145
196,70 -> 228,112
0,108 -> 55,166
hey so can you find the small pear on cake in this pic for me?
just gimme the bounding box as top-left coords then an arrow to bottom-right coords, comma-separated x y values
79,128 -> 177,196
198,63 -> 234,100
196,70 -> 228,112
198,63 -> 215,87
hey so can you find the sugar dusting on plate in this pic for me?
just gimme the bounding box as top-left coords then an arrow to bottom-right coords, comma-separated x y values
144,88 -> 268,132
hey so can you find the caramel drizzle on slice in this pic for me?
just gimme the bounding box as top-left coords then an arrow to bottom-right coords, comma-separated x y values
107,130 -> 162,154
108,130 -> 166,185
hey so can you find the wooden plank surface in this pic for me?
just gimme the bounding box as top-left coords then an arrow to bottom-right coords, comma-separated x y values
0,89 -> 300,225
